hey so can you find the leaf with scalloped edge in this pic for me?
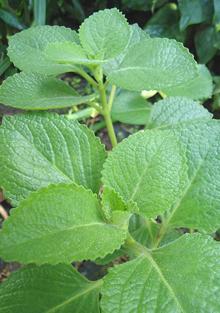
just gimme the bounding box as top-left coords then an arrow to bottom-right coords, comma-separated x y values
0,112 -> 106,205
147,96 -> 212,129
0,183 -> 130,264
105,37 -> 198,91
7,25 -> 79,74
79,8 -> 130,61
102,129 -> 187,219
0,264 -> 101,313
101,234 -> 220,313
161,65 -> 213,100
0,72 -> 97,110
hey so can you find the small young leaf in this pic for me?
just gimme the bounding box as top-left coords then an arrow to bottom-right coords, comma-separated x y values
0,264 -> 101,313
101,234 -> 220,313
111,90 -> 152,125
79,8 -> 130,61
0,113 -> 106,205
8,26 -> 79,74
0,184 -> 129,264
102,129 -> 187,218
161,65 -> 213,100
0,72 -> 96,110
147,96 -> 212,129
106,38 -> 198,91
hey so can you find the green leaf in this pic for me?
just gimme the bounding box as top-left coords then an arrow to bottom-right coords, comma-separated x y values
195,26 -> 217,64
214,0 -> 220,28
162,121 -> 220,232
106,38 -> 198,91
0,8 -> 25,30
101,234 -> 220,313
0,113 -> 106,205
178,0 -> 214,30
0,264 -> 101,313
103,23 -> 149,74
0,183 -> 128,264
0,72 -> 97,110
147,96 -> 212,129
144,3 -> 185,42
161,65 -> 213,100
79,8 -> 130,61
7,25 -> 79,74
111,90 -> 152,125
44,41 -> 101,65
102,129 -> 187,218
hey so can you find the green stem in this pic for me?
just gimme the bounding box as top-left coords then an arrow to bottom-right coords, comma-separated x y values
108,85 -> 117,110
124,234 -> 150,258
66,107 -> 96,121
76,68 -> 98,89
98,81 -> 117,147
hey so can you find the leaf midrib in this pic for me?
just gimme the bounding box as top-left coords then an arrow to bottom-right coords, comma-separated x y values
45,280 -> 102,313
4,222 -> 111,250
142,254 -> 185,313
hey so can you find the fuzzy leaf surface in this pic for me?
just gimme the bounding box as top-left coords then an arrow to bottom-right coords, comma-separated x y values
102,130 -> 187,218
0,264 -> 101,313
7,25 -> 79,74
106,38 -> 198,91
147,96 -> 212,129
0,184 -> 128,264
0,72 -> 96,110
162,65 -> 213,100
0,113 -> 106,205
79,8 -> 130,61
112,90 -> 152,125
44,41 -> 102,65
101,234 -> 220,313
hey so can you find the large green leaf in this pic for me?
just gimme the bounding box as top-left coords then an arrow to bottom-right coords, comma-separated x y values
101,234 -> 220,313
0,184 -> 129,264
164,121 -> 220,232
0,264 -> 101,313
106,38 -> 198,91
79,8 -> 130,61
102,129 -> 187,218
0,72 -> 96,110
178,0 -> 213,30
147,96 -> 212,129
161,65 -> 213,100
7,25 -> 79,74
147,99 -> 220,232
0,113 -> 106,205
112,90 -> 152,125
44,41 -> 101,65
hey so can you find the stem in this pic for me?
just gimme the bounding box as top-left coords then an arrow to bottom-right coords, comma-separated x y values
124,234 -> 150,258
108,85 -> 117,111
98,80 -> 117,147
76,68 -> 98,89
67,107 -> 97,121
